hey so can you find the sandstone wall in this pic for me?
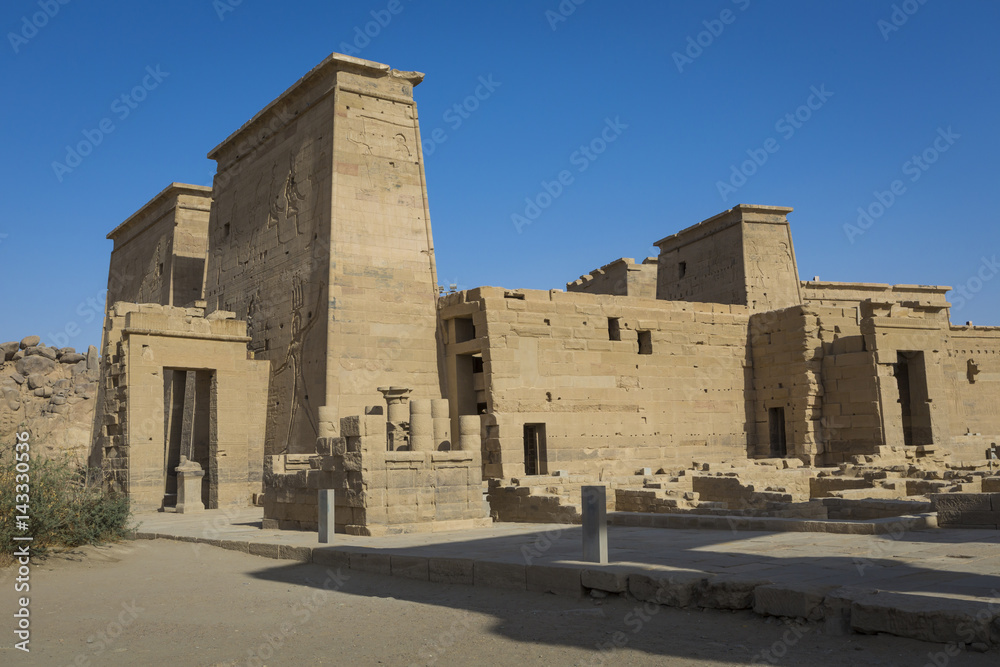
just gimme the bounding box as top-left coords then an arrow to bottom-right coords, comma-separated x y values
204,54 -> 440,456
654,205 -> 801,312
105,183 -> 212,309
943,326 -> 1000,461
567,257 -> 658,298
0,336 -> 99,461
440,287 -> 754,478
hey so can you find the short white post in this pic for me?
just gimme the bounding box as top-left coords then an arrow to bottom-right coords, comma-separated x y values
582,485 -> 608,564
318,489 -> 335,543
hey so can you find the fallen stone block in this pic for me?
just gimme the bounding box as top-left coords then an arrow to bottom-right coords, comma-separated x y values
754,583 -> 837,621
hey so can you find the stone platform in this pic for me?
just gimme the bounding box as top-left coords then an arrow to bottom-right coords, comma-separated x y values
131,508 -> 1000,648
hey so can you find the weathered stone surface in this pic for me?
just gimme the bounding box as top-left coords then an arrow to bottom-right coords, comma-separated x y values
428,557 -> 474,586
27,374 -> 49,390
847,589 -> 998,645
10,372 -> 24,385
1,342 -> 18,360
19,335 -> 40,349
581,567 -> 630,593
754,583 -> 836,620
390,555 -> 429,581
59,352 -> 87,364
15,355 -> 56,377
87,345 -> 99,370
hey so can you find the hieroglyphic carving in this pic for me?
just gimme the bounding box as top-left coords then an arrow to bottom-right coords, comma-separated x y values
271,275 -> 323,451
268,155 -> 306,244
347,115 -> 413,188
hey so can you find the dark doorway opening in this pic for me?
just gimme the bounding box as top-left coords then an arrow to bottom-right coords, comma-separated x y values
163,369 -> 215,508
768,407 -> 787,457
523,423 -> 548,476
896,351 -> 932,446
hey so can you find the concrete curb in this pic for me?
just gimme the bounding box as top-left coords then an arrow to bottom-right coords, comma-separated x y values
610,511 -> 939,534
127,531 -> 1000,648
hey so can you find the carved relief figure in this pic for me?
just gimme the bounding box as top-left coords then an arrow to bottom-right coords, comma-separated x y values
271,275 -> 323,451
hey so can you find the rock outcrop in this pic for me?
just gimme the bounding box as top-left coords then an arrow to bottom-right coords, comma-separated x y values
1,336 -> 99,461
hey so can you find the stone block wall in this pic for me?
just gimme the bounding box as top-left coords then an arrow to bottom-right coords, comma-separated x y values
105,183 -> 212,309
204,53 -> 440,456
932,493 -> 1000,529
749,306 -> 823,463
943,326 -> 1000,461
440,287 -> 754,479
263,407 -> 488,535
567,257 -> 658,298
92,302 -> 269,509
654,205 -> 801,312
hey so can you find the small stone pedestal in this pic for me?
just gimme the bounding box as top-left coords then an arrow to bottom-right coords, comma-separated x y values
175,456 -> 205,514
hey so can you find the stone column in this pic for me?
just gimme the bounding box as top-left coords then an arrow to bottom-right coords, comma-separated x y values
175,456 -> 205,514
378,386 -> 413,423
409,399 -> 433,451
431,398 -> 451,450
458,415 -> 481,452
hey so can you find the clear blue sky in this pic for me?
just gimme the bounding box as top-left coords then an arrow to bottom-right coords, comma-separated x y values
2,0 -> 998,350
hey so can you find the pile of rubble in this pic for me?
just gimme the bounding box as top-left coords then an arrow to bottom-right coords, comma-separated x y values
1,335 -> 100,461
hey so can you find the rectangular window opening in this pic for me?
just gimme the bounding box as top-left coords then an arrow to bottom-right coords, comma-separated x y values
608,317 -> 621,341
637,330 -> 652,355
679,261 -> 687,279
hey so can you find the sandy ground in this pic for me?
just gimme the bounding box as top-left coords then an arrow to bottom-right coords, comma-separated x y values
0,540 -> 996,667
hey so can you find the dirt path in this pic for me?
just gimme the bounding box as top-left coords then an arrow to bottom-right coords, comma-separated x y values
0,540 -> 995,666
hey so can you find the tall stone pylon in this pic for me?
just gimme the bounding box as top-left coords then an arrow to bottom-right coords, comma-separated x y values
205,53 -> 442,454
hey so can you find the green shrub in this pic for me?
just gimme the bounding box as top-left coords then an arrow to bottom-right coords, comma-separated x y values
1,438 -> 134,559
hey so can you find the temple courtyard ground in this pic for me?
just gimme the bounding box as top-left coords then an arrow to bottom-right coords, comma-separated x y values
2,509 -> 998,665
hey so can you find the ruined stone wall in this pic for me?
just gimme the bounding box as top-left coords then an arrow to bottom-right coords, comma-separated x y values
441,287 -> 754,479
567,257 -> 658,298
106,184 -> 212,309
943,326 -> 1000,460
263,410 -> 487,535
748,307 -> 823,464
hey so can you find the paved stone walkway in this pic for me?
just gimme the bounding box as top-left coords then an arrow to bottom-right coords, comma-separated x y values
132,508 -> 1000,647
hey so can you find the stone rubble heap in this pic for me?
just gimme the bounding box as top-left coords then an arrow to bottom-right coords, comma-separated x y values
0,335 -> 100,460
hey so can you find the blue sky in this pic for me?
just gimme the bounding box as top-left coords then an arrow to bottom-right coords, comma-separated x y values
2,0 -> 998,350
